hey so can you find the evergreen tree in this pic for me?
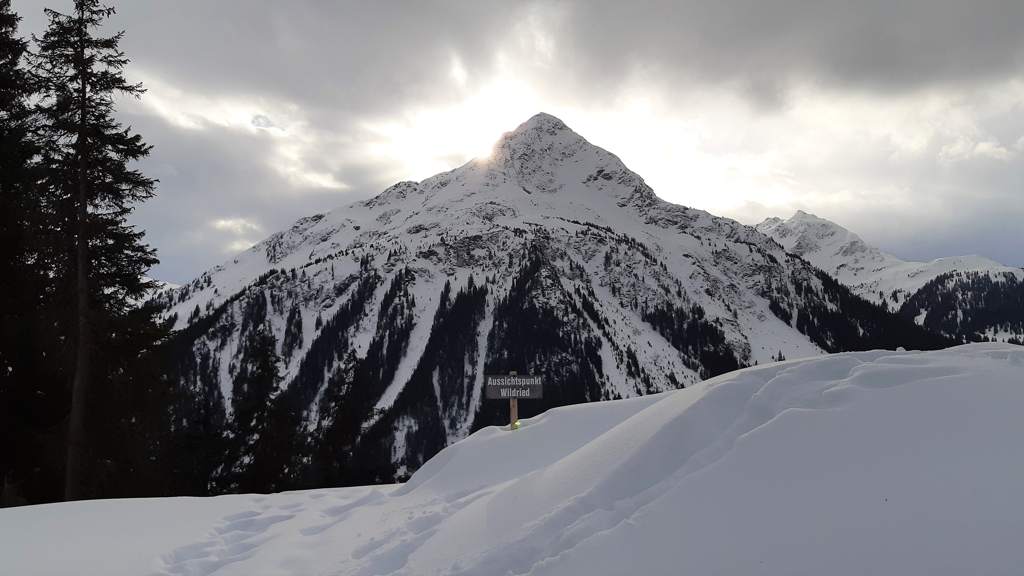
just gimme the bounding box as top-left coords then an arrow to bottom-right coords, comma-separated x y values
0,0 -> 48,506
32,0 -> 161,500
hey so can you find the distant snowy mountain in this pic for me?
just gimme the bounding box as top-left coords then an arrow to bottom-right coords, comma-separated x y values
757,211 -> 1024,341
153,113 -> 948,492
756,210 -> 1018,304
5,344 -> 1023,576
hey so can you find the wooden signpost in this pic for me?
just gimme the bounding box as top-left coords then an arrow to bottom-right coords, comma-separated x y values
485,372 -> 543,430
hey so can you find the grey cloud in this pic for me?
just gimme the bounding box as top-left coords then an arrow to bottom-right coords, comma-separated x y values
251,114 -> 275,129
60,1 -> 521,114
121,110 -> 380,283
866,155 -> 1024,267
554,0 -> 1024,99
19,0 -> 1023,110
11,0 -> 1024,278
726,127 -> 1024,267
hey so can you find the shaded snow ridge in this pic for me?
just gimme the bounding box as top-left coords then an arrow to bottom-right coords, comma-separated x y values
3,344 -> 1023,575
152,112 -> 950,492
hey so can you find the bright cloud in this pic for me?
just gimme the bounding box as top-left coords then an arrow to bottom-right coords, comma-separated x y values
210,218 -> 261,235
208,218 -> 261,253
124,71 -> 347,191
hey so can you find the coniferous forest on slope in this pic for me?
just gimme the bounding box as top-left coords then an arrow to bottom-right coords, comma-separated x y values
104,240 -> 957,499
899,271 -> 1024,344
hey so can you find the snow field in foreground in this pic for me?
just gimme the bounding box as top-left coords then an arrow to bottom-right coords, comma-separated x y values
1,343 -> 1023,576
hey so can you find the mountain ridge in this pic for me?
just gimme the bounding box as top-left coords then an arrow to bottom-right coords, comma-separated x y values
155,113 -> 951,492
756,210 -> 1019,304
756,210 -> 1024,341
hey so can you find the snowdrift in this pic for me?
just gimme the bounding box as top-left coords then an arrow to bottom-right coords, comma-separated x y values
3,343 -> 1024,575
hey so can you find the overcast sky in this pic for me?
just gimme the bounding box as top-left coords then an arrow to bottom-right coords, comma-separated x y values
15,0 -> 1024,282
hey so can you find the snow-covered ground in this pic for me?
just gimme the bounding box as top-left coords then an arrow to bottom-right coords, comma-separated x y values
3,343 -> 1023,576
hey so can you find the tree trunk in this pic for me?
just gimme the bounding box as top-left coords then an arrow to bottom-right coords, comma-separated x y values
64,19 -> 90,501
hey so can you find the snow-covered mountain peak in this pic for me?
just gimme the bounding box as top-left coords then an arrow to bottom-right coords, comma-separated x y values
330,113 -> 661,239
482,112 -> 642,200
156,115 -> 965,490
757,210 -> 1020,306
758,210 -> 864,251
355,113 -> 642,213
507,111 -> 570,137
166,114 -> 698,313
494,112 -> 577,154
758,210 -> 909,285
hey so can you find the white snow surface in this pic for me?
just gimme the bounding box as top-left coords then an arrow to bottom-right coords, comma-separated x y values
4,342 -> 1024,576
757,210 -> 1022,305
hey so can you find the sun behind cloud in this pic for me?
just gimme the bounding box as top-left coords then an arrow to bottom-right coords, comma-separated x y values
360,76 -> 545,181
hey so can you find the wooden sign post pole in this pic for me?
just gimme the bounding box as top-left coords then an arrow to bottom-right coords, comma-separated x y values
509,371 -> 519,430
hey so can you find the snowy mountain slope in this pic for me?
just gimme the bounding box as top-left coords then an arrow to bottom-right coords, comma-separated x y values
757,211 -> 1024,340
756,210 -> 1019,304
4,343 -> 1023,576
153,113 -> 949,492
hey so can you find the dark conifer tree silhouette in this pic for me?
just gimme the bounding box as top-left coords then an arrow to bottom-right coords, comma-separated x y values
32,0 -> 160,500
0,0 -> 49,506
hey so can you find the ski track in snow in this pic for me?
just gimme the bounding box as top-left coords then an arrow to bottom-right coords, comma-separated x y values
150,484 -> 494,576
